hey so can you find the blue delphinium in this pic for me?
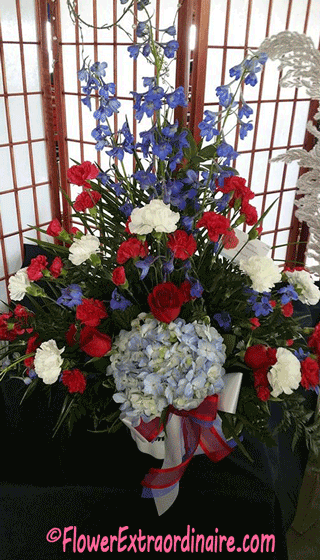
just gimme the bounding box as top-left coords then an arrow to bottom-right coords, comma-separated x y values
252,295 -> 274,317
239,121 -> 253,140
135,256 -> 155,280
277,285 -> 299,305
294,348 -> 311,362
198,110 -> 219,142
56,284 -> 83,308
161,40 -> 179,59
165,86 -> 188,109
110,288 -> 132,311
213,312 -> 232,331
216,85 -> 233,108
133,170 -> 157,189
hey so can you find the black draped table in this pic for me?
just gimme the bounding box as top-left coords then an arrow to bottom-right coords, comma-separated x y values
1,244 -> 320,559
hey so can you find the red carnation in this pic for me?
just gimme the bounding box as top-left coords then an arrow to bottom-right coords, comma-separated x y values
62,368 -> 87,394
167,230 -> 197,260
256,386 -> 271,401
125,217 -> 132,234
308,323 -> 320,355
49,256 -> 63,278
250,317 -> 260,330
66,323 -> 77,346
244,344 -> 276,370
0,313 -> 16,341
46,218 -> 63,237
253,367 -> 269,387
27,255 -> 48,281
301,357 -> 320,390
76,298 -> 108,327
217,176 -> 255,206
179,280 -> 193,304
148,282 -> 183,324
116,237 -> 149,265
221,229 -> 239,249
24,334 -> 40,368
281,301 -> 294,317
67,161 -> 99,187
244,345 -> 270,370
196,211 -> 230,242
240,201 -> 258,226
112,266 -> 127,286
14,304 -> 32,319
71,226 -> 81,235
73,190 -> 101,212
79,326 -> 112,357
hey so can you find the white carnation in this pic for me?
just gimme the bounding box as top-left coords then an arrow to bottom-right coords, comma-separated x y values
8,268 -> 31,301
69,233 -> 100,266
128,199 -> 180,235
267,347 -> 301,398
34,340 -> 65,385
285,269 -> 320,306
239,255 -> 282,292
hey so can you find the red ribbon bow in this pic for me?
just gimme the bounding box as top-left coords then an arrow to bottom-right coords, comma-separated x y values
135,395 -> 234,490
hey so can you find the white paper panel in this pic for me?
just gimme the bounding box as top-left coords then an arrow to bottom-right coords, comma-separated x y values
0,281 -> 9,311
24,44 -> 41,91
268,0 -> 290,36
273,102 -> 294,147
273,230 -> 290,262
62,45 -> 78,93
208,0 -> 227,46
96,0 -> 115,44
20,0 -> 38,42
2,44 -> 23,94
291,101 -> 310,145
4,235 -> 21,275
250,151 -> 270,194
32,141 -> 49,184
117,45 -> 134,99
13,144 -> 32,187
227,0 -> 249,47
278,190 -> 296,229
306,0 -> 320,45
0,99 -> 9,144
0,0 -> 19,42
248,0 -> 271,47
27,94 -> 45,139
289,0 -> 310,34
65,94 -> 80,143
18,188 -> 36,230
8,96 -> 28,143
36,184 -> 52,224
255,102 -> 276,150
0,148 -> 14,192
1,192 -> 18,235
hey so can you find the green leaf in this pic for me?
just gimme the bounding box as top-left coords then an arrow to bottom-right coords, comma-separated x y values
222,333 -> 236,356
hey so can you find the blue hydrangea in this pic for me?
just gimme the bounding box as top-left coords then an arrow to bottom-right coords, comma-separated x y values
107,314 -> 226,426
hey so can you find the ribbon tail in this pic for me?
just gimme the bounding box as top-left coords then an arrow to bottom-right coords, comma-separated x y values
141,415 -> 201,515
199,415 -> 238,461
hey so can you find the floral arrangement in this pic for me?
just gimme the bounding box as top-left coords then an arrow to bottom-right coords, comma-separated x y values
1,0 -> 320,469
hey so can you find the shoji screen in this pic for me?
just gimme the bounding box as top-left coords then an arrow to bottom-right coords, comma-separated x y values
190,0 -> 320,268
52,0 -> 180,211
0,0 -> 57,309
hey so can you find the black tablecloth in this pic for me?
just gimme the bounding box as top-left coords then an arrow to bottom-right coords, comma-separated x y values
1,244 -> 320,559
